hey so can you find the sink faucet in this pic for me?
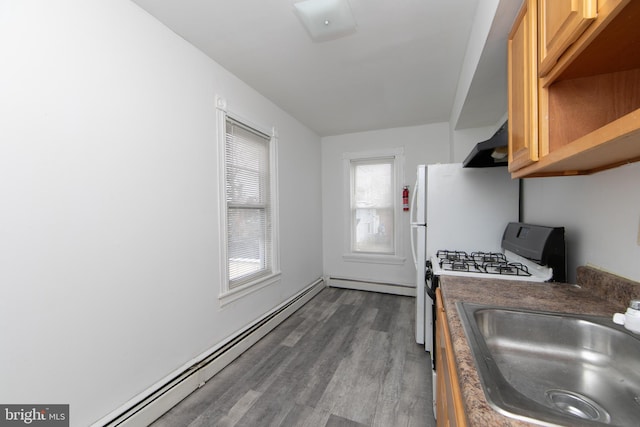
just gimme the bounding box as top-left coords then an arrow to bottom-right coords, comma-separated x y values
613,299 -> 640,334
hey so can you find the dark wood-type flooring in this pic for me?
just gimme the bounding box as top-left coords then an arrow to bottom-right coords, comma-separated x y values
151,287 -> 434,427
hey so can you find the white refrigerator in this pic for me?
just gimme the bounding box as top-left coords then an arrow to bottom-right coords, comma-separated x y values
410,163 -> 519,352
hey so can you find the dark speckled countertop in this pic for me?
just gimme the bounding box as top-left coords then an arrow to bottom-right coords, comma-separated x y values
438,266 -> 640,427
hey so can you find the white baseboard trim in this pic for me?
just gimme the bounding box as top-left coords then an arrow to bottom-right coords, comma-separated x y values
94,277 -> 325,427
327,277 -> 416,297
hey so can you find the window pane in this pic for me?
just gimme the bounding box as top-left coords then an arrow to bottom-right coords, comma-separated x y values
351,158 -> 395,254
225,118 -> 272,289
354,161 -> 393,209
228,207 -> 269,283
354,207 -> 394,253
226,125 -> 269,205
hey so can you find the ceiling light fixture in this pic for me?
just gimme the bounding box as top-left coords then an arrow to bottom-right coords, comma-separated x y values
294,0 -> 356,42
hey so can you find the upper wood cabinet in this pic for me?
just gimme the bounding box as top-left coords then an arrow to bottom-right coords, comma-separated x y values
508,0 -> 640,178
508,1 -> 538,172
538,0 -> 597,77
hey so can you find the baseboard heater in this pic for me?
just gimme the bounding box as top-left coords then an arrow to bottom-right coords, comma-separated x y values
328,276 -> 415,297
95,277 -> 325,427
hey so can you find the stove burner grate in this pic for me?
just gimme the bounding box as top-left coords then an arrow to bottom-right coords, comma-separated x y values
471,251 -> 507,264
450,261 -> 470,271
436,250 -> 469,262
436,249 -> 532,277
484,261 -> 531,276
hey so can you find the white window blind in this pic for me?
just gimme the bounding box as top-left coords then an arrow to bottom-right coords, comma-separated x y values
225,118 -> 272,288
351,158 -> 395,254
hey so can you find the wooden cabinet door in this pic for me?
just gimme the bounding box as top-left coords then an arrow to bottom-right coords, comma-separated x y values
435,296 -> 446,425
435,290 -> 449,426
435,289 -> 467,427
538,0 -> 597,76
508,0 -> 539,173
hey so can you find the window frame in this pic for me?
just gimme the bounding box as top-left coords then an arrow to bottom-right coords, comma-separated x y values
216,96 -> 280,306
342,148 -> 405,265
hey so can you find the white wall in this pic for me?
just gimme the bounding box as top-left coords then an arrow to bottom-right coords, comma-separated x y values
321,123 -> 450,287
522,162 -> 640,283
449,123 -> 497,163
0,1 -> 322,426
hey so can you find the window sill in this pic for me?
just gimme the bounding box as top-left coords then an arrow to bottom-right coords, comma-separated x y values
219,272 -> 281,307
342,253 -> 406,265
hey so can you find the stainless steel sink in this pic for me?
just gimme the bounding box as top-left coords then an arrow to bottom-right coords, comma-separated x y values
456,302 -> 640,426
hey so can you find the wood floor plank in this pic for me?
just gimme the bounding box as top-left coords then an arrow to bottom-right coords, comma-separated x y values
277,404 -> 316,427
316,328 -> 390,425
292,325 -> 353,407
190,389 -> 262,427
297,406 -> 332,427
281,315 -> 319,347
150,288 -> 434,427
325,414 -> 369,427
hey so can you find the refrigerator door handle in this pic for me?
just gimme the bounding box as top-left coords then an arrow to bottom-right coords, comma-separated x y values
410,176 -> 419,222
410,224 -> 426,265
410,176 -> 420,264
410,231 -> 416,265
410,227 -> 417,265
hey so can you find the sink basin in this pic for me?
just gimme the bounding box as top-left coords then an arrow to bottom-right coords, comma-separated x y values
456,302 -> 640,426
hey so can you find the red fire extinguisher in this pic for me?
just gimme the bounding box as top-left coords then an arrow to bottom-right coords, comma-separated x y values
402,186 -> 409,211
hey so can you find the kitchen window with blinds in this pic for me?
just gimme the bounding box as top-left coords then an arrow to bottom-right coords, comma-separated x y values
217,97 -> 280,304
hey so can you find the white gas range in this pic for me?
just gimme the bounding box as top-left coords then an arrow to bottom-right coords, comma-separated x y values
428,222 -> 566,290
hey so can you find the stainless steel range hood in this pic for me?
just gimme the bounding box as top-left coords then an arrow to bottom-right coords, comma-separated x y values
463,121 -> 508,168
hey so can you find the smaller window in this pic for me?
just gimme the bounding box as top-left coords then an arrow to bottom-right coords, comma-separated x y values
343,148 -> 405,265
351,158 -> 395,254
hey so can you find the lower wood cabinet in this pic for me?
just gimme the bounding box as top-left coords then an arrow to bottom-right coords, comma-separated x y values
435,288 -> 467,427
